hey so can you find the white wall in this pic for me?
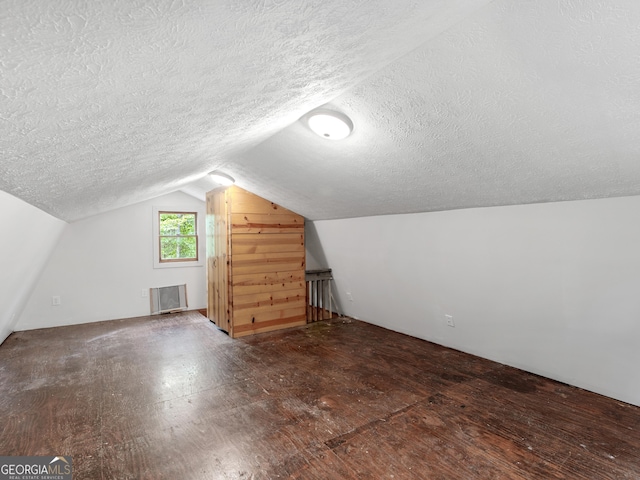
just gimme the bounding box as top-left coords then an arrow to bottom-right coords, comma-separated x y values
0,191 -> 66,344
309,195 -> 640,406
16,192 -> 207,330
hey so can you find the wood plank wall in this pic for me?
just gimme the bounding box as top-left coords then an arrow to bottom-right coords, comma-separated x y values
206,189 -> 231,332
207,186 -> 306,338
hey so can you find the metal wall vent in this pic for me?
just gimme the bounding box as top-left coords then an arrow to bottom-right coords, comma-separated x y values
150,284 -> 188,314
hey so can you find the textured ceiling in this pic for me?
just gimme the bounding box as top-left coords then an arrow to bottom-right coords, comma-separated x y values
3,0 -> 640,222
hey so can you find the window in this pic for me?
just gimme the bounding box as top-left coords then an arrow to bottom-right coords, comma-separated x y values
158,211 -> 198,262
152,205 -> 204,269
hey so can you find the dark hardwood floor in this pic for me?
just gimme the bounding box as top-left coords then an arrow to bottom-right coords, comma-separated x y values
1,312 -> 639,479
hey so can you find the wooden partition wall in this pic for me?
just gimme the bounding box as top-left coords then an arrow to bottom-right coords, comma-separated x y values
206,186 -> 306,338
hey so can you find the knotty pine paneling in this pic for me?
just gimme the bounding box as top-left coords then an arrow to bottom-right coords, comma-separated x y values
233,290 -> 306,311
232,313 -> 307,336
232,233 -> 304,255
207,186 -> 306,338
232,281 -> 305,297
229,188 -> 287,215
230,213 -> 304,234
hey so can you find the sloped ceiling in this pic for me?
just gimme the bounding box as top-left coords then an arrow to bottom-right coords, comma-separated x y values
2,0 -> 640,222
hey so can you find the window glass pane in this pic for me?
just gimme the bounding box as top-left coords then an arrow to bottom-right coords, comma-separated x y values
180,214 -> 196,235
159,214 -> 179,235
159,213 -> 196,236
160,237 -> 177,259
161,236 -> 197,260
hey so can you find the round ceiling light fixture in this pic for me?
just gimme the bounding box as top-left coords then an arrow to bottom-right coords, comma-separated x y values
306,109 -> 353,140
209,171 -> 235,186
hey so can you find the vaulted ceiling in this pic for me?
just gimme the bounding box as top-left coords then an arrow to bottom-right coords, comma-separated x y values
3,0 -> 640,222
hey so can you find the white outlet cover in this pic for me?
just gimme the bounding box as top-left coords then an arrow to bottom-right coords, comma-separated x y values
445,314 -> 455,327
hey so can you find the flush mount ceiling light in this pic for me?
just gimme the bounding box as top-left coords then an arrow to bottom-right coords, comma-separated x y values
306,109 -> 353,140
209,171 -> 235,186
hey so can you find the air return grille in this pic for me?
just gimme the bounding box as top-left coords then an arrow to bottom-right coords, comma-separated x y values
150,284 -> 188,314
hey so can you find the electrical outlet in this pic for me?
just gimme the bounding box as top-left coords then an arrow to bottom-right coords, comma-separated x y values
346,292 -> 354,302
445,314 -> 455,327
52,296 -> 61,306
141,289 -> 149,298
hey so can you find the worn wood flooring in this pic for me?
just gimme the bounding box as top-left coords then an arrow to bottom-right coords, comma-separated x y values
1,312 -> 639,479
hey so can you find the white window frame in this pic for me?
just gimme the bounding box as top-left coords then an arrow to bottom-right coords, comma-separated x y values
153,206 -> 205,269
